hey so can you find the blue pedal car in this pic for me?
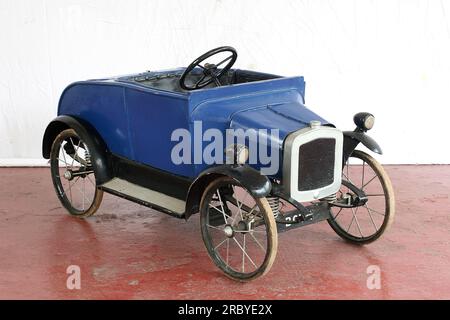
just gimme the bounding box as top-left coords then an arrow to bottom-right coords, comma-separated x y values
43,47 -> 395,281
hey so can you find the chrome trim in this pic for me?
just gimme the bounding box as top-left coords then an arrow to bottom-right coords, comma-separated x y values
283,126 -> 343,203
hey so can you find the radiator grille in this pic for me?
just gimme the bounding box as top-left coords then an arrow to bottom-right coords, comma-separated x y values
297,138 -> 336,191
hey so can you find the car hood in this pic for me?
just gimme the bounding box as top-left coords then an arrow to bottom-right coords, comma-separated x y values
229,102 -> 331,145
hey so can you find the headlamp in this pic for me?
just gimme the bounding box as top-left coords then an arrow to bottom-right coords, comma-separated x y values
354,112 -> 375,131
225,144 -> 249,165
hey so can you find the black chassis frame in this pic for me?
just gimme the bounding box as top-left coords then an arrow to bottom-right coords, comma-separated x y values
42,115 -> 381,229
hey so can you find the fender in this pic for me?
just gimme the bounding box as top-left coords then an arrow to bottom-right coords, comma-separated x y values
184,165 -> 272,220
343,131 -> 382,163
42,115 -> 112,184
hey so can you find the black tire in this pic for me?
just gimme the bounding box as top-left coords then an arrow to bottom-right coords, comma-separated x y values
328,150 -> 395,244
50,129 -> 103,218
200,177 -> 277,282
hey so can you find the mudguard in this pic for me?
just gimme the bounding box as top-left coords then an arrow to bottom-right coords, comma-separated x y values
184,165 -> 272,219
343,131 -> 382,163
42,115 -> 112,185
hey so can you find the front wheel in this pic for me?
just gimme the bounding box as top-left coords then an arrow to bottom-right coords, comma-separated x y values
200,177 -> 278,281
328,150 -> 395,244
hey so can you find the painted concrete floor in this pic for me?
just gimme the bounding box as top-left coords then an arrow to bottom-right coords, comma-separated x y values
0,166 -> 449,300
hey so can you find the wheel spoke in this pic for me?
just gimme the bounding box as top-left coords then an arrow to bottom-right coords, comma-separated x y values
61,143 -> 70,170
234,229 -> 266,234
362,175 -> 377,189
352,207 -> 364,238
333,208 -> 343,220
233,237 -> 257,268
73,186 -> 91,206
82,177 -> 85,211
364,204 -> 379,232
73,179 -> 92,206
67,181 -> 73,203
231,186 -> 245,224
86,175 -> 96,188
57,158 -> 69,167
346,214 -> 355,233
362,161 -> 365,189
224,195 -> 254,214
62,176 -> 79,201
365,194 -> 385,197
242,234 -> 246,272
215,190 -> 229,224
246,205 -> 257,217
345,163 -> 351,188
365,206 -> 385,217
69,138 -> 80,167
214,238 -> 228,250
342,171 -> 355,188
250,232 -> 266,252
209,204 -> 232,220
206,224 -> 223,231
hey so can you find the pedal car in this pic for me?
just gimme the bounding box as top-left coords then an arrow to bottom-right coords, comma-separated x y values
43,46 -> 395,281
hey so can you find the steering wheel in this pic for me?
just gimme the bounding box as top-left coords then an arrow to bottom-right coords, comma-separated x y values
179,46 -> 238,91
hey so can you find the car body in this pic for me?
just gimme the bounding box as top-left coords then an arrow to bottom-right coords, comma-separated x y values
43,47 -> 394,281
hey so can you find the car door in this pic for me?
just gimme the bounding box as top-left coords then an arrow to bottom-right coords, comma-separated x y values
124,87 -> 193,178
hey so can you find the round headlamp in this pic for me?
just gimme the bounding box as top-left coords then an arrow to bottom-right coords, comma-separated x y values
225,144 -> 249,165
354,112 -> 375,131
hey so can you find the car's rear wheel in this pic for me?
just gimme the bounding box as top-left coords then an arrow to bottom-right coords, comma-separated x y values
328,150 -> 395,244
200,177 -> 278,281
50,129 -> 103,218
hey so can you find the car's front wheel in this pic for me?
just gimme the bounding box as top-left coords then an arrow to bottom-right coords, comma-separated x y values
328,150 -> 395,244
200,177 -> 278,281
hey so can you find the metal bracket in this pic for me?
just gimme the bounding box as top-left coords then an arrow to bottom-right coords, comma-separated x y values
329,180 -> 368,208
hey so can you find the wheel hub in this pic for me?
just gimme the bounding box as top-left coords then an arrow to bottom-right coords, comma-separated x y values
63,170 -> 72,180
237,220 -> 248,231
224,225 -> 234,238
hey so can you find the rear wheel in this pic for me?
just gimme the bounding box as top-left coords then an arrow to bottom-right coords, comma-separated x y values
328,150 -> 395,244
50,129 -> 103,218
200,177 -> 277,281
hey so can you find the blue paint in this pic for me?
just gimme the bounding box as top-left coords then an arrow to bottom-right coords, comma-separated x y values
58,69 -> 329,178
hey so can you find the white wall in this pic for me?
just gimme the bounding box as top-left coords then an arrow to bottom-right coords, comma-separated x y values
1,0 -> 449,165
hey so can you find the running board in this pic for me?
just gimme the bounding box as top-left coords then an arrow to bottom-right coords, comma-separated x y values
100,178 -> 186,218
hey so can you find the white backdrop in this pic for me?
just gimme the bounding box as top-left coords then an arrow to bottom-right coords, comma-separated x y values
1,0 -> 449,165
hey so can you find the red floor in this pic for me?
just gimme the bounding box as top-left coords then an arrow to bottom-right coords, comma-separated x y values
0,166 -> 449,300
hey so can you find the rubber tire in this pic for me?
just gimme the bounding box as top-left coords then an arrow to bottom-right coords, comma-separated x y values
200,177 -> 278,282
328,150 -> 395,244
50,129 -> 103,218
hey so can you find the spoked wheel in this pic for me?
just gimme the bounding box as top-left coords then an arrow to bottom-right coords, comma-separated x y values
328,150 -> 395,244
200,177 -> 277,281
50,129 -> 103,218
